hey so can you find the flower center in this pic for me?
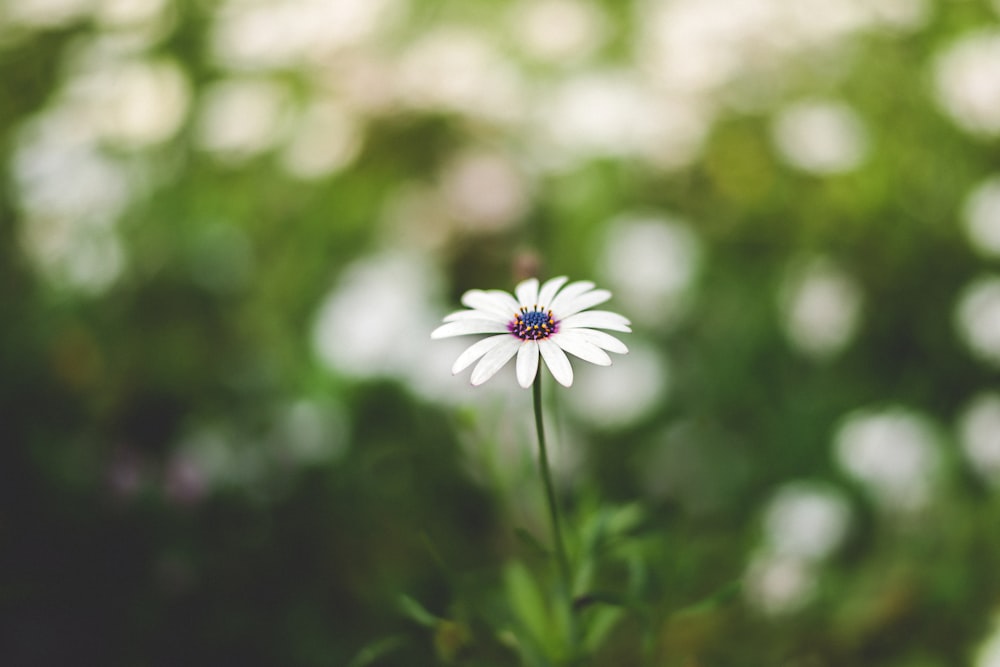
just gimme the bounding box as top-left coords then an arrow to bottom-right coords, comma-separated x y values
510,306 -> 557,341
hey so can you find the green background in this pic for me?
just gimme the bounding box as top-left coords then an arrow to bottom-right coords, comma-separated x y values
3,0 -> 1000,664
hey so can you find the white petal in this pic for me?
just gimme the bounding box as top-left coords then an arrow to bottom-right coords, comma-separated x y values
537,276 -> 569,308
470,336 -> 520,385
551,331 -> 612,366
462,289 -> 519,320
515,278 -> 540,308
431,319 -> 510,339
560,310 -> 632,332
539,339 -> 574,387
516,340 -> 539,388
443,309 -> 508,323
484,289 -> 522,314
571,328 -> 629,354
555,289 -> 612,318
452,334 -> 511,374
547,280 -> 595,314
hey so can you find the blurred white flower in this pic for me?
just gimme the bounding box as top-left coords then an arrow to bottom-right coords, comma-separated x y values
432,276 -> 630,388
958,392 -> 1000,487
12,113 -> 130,293
3,0 -> 92,28
833,407 -> 942,512
963,176 -> 1000,258
637,0 -> 872,97
772,101 -> 869,174
955,276 -> 1000,367
637,0 -> 762,95
599,215 -> 701,328
780,257 -> 863,359
280,101 -> 362,179
313,252 -> 442,380
933,30 -> 1000,138
761,481 -> 851,562
865,0 -> 930,31
395,27 -> 524,123
210,0 -> 400,70
746,480 -> 851,615
311,249 -> 509,407
25,224 -> 126,294
566,340 -> 668,428
533,72 -> 707,168
509,0 -> 606,63
273,399 -> 349,465
65,57 -> 190,148
195,78 -> 290,161
13,112 -> 130,221
439,150 -> 529,231
744,552 -> 817,616
95,0 -> 169,29
975,610 -> 1000,667
176,425 -> 254,490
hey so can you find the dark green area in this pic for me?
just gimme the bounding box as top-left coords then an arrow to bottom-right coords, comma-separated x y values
3,2 -> 1000,666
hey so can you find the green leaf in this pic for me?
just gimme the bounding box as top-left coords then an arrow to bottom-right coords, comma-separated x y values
419,532 -> 450,575
504,561 -> 557,657
606,503 -> 645,537
514,527 -> 552,559
582,606 -> 624,654
673,579 -> 743,616
397,594 -> 440,627
347,635 -> 408,667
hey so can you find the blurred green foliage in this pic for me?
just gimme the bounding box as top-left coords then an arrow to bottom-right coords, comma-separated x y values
3,0 -> 1000,665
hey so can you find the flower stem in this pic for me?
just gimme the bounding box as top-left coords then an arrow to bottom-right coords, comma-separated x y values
532,370 -> 573,632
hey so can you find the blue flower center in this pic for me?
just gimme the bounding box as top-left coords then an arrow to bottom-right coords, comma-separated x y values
510,306 -> 557,341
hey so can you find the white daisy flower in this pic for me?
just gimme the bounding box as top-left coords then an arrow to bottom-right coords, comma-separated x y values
431,276 -> 630,388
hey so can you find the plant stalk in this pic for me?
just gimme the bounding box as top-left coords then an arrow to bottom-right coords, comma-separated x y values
531,369 -> 573,613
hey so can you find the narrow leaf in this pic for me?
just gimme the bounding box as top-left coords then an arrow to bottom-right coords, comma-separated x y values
673,579 -> 743,616
347,635 -> 408,667
397,594 -> 439,627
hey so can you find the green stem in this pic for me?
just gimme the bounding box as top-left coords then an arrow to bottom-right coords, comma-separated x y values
532,369 -> 574,631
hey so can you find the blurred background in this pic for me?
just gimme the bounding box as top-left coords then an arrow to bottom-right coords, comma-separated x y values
3,0 -> 1000,664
